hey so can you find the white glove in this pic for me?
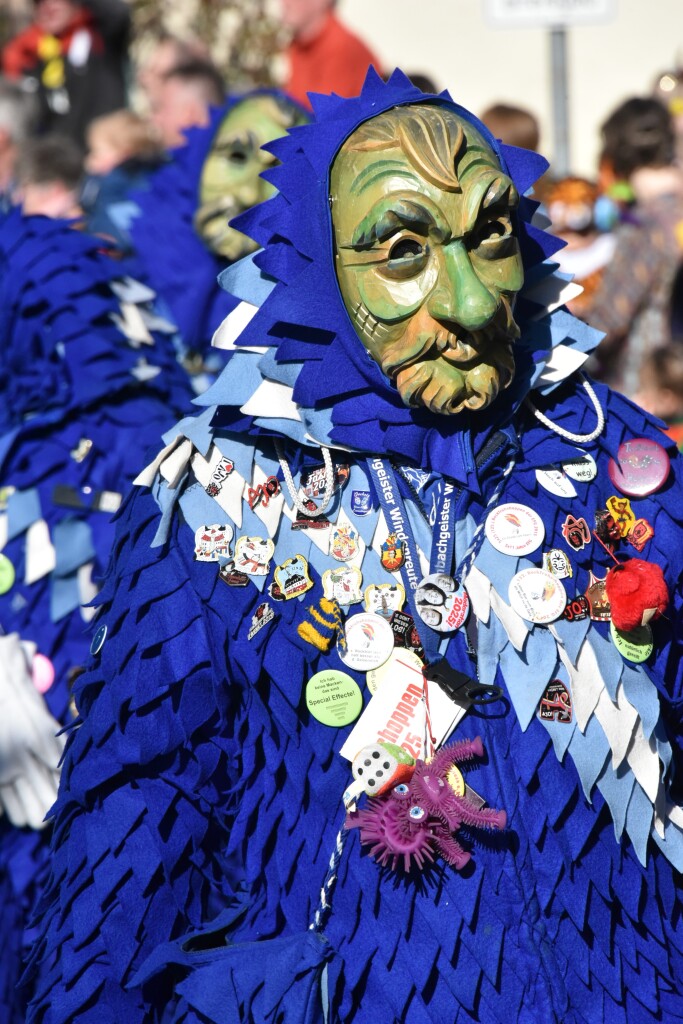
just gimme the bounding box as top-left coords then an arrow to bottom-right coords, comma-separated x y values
0,633 -> 65,829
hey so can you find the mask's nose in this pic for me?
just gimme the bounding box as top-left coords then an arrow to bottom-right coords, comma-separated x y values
428,241 -> 498,331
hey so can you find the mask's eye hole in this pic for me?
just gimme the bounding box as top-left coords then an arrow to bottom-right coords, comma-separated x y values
470,214 -> 515,259
389,238 -> 424,262
476,218 -> 510,243
394,783 -> 409,796
383,236 -> 428,280
227,145 -> 250,165
409,805 -> 425,820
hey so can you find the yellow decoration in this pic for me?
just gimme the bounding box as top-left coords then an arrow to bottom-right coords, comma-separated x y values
296,598 -> 345,653
37,35 -> 61,60
446,764 -> 465,797
42,58 -> 65,90
606,495 -> 636,538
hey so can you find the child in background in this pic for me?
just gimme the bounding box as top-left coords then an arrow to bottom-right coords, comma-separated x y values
81,108 -> 164,250
544,175 -> 618,322
15,133 -> 83,219
633,344 -> 683,449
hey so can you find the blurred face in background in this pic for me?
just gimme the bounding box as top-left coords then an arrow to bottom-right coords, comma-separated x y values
150,77 -> 211,150
20,180 -> 82,219
280,0 -> 332,37
33,0 -> 83,36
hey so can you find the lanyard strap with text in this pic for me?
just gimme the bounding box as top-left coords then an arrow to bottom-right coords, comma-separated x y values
367,457 -> 456,666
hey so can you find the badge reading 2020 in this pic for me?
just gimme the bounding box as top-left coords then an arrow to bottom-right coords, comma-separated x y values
508,568 -> 567,625
339,612 -> 395,671
485,503 -> 545,556
415,573 -> 469,633
305,669 -> 363,727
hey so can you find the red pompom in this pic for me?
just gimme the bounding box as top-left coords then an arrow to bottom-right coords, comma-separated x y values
605,559 -> 669,632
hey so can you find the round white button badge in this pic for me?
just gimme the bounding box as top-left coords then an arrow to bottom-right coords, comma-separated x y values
339,613 -> 395,672
508,568 -> 567,624
485,503 -> 545,557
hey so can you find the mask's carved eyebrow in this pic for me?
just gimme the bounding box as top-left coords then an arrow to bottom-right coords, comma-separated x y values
343,199 -> 438,250
216,131 -> 257,151
350,158 -> 419,194
462,168 -> 518,234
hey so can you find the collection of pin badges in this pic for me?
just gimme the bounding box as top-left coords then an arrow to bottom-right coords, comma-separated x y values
186,436 -> 673,731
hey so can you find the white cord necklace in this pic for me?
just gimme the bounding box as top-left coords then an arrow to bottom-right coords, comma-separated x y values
275,439 -> 336,516
525,374 -> 605,444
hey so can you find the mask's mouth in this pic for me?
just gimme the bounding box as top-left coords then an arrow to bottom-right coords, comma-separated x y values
193,198 -> 257,259
193,195 -> 239,236
381,298 -> 519,382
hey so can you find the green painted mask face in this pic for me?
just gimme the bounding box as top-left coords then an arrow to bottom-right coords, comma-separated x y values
330,105 -> 524,415
195,95 -> 306,260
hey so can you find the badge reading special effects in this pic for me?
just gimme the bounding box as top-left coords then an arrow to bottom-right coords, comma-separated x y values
485,503 -> 545,556
415,574 -> 469,633
305,669 -> 363,727
322,565 -> 363,606
508,568 -> 567,624
273,554 -> 314,600
339,613 -> 395,671
608,437 -> 670,497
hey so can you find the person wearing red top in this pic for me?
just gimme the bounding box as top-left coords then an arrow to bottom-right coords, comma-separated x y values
2,0 -> 130,145
281,0 -> 382,107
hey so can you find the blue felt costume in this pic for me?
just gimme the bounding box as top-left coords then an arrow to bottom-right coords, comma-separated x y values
0,208 -> 194,1023
26,72 -> 683,1024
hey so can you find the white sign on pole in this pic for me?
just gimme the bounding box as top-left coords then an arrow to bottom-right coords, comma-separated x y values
484,0 -> 617,29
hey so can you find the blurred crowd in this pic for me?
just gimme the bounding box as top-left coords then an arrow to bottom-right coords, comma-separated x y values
478,90 -> 683,450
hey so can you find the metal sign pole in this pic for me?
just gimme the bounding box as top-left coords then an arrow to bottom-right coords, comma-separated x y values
550,25 -> 570,177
